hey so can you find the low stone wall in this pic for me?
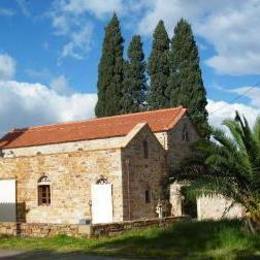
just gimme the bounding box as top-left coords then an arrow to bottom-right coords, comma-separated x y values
0,217 -> 186,238
91,216 -> 187,237
0,222 -> 91,237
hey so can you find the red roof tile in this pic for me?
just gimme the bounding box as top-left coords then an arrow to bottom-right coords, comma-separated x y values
0,106 -> 186,149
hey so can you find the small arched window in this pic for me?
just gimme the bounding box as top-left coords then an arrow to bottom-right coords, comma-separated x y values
143,140 -> 149,159
38,176 -> 51,206
145,190 -> 151,203
182,124 -> 190,142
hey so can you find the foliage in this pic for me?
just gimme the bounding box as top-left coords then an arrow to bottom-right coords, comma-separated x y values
175,112 -> 260,231
0,220 -> 259,258
121,35 -> 147,113
167,19 -> 209,136
95,16 -> 209,124
95,13 -> 124,117
147,20 -> 170,109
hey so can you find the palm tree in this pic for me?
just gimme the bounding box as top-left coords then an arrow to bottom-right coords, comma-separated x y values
175,112 -> 260,232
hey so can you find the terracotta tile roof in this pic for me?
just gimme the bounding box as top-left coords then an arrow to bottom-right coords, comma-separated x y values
0,106 -> 187,149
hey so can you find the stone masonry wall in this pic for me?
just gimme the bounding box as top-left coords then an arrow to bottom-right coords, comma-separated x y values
91,216 -> 186,237
166,116 -> 200,172
0,148 -> 123,224
197,195 -> 245,220
0,222 -> 90,237
0,217 -> 186,238
3,136 -> 125,158
159,118 -> 200,218
121,125 -> 168,221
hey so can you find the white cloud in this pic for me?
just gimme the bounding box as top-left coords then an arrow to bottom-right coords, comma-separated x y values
207,85 -> 260,129
48,0 -> 260,73
228,87 -> 260,108
0,8 -> 15,16
25,68 -> 53,82
0,80 -> 97,135
51,1 -> 95,60
50,75 -> 73,95
136,0 -> 260,76
61,23 -> 93,60
16,0 -> 30,16
51,10 -> 71,36
206,54 -> 260,76
207,99 -> 260,129
48,0 -> 155,60
0,54 -> 16,80
199,2 -> 260,75
60,0 -> 123,18
137,0 -> 230,36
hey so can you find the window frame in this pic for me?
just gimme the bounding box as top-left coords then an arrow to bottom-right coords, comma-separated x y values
38,184 -> 51,206
37,176 -> 51,206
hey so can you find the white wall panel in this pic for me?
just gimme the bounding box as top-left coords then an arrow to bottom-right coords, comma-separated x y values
91,184 -> 113,224
0,179 -> 16,221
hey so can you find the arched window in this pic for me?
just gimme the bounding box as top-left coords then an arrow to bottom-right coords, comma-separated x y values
38,176 -> 51,206
96,175 -> 109,184
143,140 -> 148,159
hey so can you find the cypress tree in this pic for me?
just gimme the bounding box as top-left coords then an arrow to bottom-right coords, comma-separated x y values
147,20 -> 170,109
167,19 -> 209,136
121,35 -> 147,113
95,13 -> 124,117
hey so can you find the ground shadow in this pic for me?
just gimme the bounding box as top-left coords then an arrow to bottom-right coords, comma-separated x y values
89,220 -> 260,258
0,250 -> 152,260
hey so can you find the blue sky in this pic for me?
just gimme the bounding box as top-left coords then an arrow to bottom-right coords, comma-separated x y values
0,0 -> 259,134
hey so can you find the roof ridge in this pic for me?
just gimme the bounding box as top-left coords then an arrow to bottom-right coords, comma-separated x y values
12,106 -> 184,132
87,106 -> 184,122
167,107 -> 187,129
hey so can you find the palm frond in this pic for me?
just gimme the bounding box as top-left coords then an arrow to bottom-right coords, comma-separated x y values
173,111 -> 260,224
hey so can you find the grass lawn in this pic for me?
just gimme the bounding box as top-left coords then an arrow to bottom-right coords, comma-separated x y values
0,220 -> 259,259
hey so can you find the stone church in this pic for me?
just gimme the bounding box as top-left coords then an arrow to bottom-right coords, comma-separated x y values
0,106 -> 243,225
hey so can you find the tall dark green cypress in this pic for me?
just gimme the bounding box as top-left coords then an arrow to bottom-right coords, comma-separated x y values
121,35 -> 147,114
167,19 -> 209,136
95,13 -> 124,117
148,20 -> 170,109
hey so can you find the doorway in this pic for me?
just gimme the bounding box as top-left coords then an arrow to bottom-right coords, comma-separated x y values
91,183 -> 113,224
181,186 -> 197,218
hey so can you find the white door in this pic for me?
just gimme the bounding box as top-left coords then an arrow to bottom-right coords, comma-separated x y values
91,183 -> 113,224
0,179 -> 16,221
